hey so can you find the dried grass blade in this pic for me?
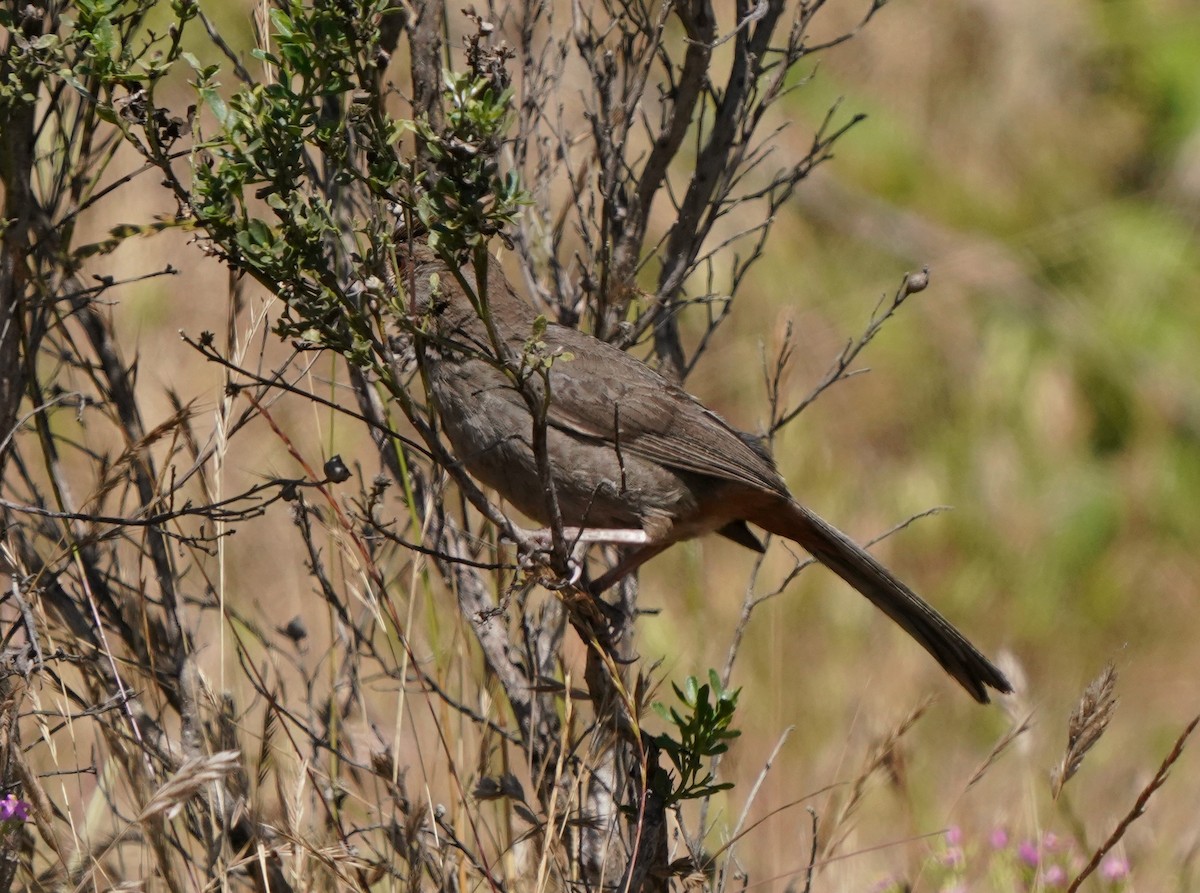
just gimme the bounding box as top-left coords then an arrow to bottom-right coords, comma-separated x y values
1052,662 -> 1118,799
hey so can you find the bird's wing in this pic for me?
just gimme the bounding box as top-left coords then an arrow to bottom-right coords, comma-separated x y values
538,324 -> 789,496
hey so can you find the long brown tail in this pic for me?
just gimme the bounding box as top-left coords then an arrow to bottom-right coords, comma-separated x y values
756,499 -> 1012,703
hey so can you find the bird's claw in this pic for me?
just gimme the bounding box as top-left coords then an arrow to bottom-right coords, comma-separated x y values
514,530 -> 585,590
539,556 -> 584,591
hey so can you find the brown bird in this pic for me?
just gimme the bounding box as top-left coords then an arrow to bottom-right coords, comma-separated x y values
403,242 -> 1011,703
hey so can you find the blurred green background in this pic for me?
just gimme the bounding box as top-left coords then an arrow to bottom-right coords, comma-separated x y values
636,0 -> 1200,882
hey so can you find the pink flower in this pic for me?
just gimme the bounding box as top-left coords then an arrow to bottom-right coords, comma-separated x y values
1043,864 -> 1067,887
989,826 -> 1009,849
1017,840 -> 1039,867
1100,856 -> 1129,881
1043,832 -> 1060,852
945,825 -> 963,846
943,846 -> 964,869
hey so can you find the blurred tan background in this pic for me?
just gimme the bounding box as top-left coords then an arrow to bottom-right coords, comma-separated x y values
79,0 -> 1200,887
662,0 -> 1200,884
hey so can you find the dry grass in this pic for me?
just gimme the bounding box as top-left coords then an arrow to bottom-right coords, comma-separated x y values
3,0 -> 1200,890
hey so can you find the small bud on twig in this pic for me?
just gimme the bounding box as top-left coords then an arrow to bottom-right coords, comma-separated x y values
902,266 -> 930,297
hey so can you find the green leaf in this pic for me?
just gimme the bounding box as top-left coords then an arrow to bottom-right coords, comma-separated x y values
92,16 -> 117,58
247,218 -> 273,246
268,7 -> 295,38
198,84 -> 229,126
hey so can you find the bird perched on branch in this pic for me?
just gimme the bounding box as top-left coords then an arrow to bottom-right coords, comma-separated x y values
402,241 -> 1011,703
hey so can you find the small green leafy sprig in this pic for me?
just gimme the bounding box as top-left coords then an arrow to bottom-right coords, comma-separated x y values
417,68 -> 527,257
652,670 -> 742,805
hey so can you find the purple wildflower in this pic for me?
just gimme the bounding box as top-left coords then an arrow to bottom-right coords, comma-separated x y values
0,795 -> 29,822
989,826 -> 1009,849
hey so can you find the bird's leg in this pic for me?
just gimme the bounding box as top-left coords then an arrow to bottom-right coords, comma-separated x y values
509,525 -> 668,611
509,526 -> 651,588
520,527 -> 652,547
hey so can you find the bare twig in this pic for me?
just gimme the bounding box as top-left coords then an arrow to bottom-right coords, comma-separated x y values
1067,715 -> 1200,892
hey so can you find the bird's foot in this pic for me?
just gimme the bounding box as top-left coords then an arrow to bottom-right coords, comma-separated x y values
509,525 -> 650,592
510,527 -> 586,592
